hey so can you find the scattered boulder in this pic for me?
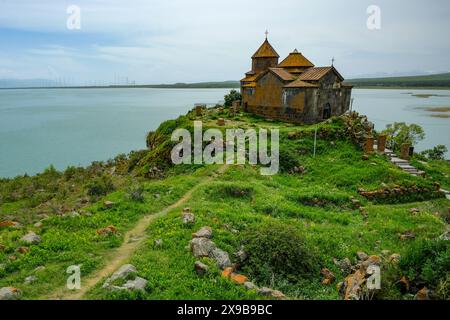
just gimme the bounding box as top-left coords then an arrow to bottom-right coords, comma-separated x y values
362,154 -> 369,161
189,228 -> 232,269
209,247 -> 232,269
24,275 -> 37,284
399,230 -> 415,241
34,266 -> 46,272
397,276 -> 409,293
361,255 -> 381,269
257,287 -> 286,300
244,282 -> 258,290
182,208 -> 195,225
341,269 -> 366,300
234,248 -> 248,263
439,231 -> 450,241
321,268 -> 336,285
104,200 -> 115,208
356,251 -> 369,261
409,208 -> 420,215
0,221 -> 20,229
194,261 -> 209,275
97,225 -> 117,236
0,287 -> 22,300
333,257 -> 353,276
102,264 -> 137,289
122,277 -> 148,292
20,232 -> 41,244
70,211 -> 80,218
415,287 -> 430,300
190,237 -> 216,258
389,253 -> 401,264
221,267 -> 234,278
192,226 -> 212,239
231,273 -> 248,284
17,246 -> 30,254
34,221 -> 43,228
103,264 -> 147,292
217,118 -> 226,126
359,207 -> 368,218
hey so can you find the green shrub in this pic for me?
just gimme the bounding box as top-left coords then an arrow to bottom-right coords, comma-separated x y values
399,239 -> 450,298
279,144 -> 302,172
219,184 -> 253,198
240,222 -> 319,285
420,145 -> 448,161
128,186 -> 145,202
86,175 -> 115,197
224,89 -> 241,107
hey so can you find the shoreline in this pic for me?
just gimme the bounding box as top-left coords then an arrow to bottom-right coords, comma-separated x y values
1,86 -> 450,90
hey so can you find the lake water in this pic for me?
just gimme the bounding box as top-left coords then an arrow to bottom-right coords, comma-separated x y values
0,88 -> 449,178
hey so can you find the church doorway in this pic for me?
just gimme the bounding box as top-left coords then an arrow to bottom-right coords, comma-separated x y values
323,103 -> 331,119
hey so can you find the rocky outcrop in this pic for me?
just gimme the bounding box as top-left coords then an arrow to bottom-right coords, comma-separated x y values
189,236 -> 232,269
96,225 -> 117,236
20,231 -> 41,244
336,252 -> 388,300
358,185 -> 444,203
0,287 -> 22,300
321,268 -> 336,285
102,264 -> 148,292
189,227 -> 286,300
182,208 -> 195,225
192,226 -> 212,239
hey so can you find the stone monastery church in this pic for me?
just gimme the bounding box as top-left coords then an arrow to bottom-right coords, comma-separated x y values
241,35 -> 353,123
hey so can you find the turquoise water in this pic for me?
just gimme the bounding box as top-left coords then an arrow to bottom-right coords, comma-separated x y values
0,88 -> 230,178
0,88 -> 448,178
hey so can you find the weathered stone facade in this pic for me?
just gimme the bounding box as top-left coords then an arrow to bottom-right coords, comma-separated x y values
241,37 -> 352,124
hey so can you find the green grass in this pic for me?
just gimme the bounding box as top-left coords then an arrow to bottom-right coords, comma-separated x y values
410,158 -> 450,190
0,167 -> 215,299
1,110 -> 449,300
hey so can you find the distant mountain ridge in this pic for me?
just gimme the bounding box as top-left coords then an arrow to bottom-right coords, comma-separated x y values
348,72 -> 450,88
2,73 -> 450,89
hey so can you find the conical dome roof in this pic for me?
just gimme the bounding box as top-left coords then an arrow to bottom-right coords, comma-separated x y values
252,39 -> 280,58
278,49 -> 314,68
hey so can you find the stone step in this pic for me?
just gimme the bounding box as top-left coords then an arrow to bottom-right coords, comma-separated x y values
398,165 -> 416,170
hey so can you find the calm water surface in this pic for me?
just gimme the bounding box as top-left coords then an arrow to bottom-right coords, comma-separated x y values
0,88 -> 448,178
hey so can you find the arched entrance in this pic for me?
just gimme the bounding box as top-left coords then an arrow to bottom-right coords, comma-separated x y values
323,103 -> 331,119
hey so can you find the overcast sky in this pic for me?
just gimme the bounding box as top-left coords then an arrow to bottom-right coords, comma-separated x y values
0,0 -> 449,84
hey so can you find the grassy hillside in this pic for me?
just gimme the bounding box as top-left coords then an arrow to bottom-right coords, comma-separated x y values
0,107 -> 449,300
349,73 -> 450,89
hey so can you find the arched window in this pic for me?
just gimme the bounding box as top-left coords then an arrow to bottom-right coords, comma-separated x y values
323,103 -> 331,119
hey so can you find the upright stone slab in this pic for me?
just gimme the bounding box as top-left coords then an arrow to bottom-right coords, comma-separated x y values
363,136 -> 374,154
232,100 -> 241,113
400,143 -> 411,160
377,134 -> 387,153
195,105 -> 203,116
